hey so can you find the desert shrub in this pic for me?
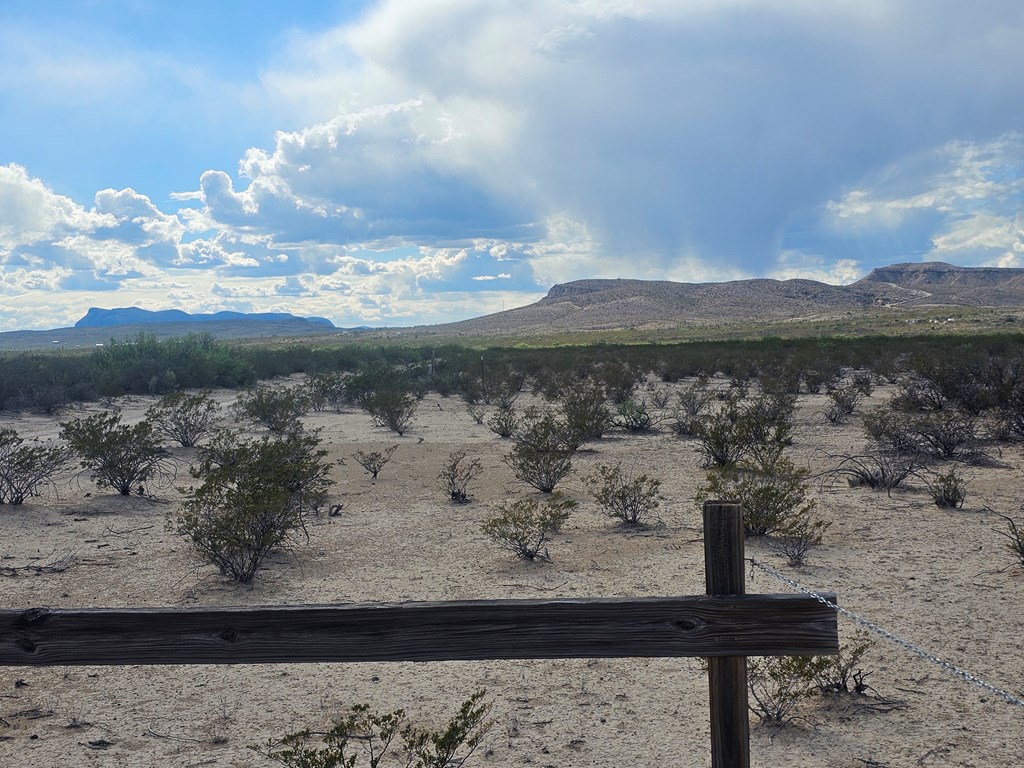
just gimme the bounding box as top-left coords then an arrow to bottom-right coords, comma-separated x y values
889,378 -> 947,412
438,451 -> 482,503
747,656 -> 814,727
926,468 -> 967,509
504,415 -> 575,493
486,406 -> 518,438
479,370 -> 524,409
0,428 -> 70,505
194,427 -> 334,519
254,690 -> 492,768
647,387 -> 672,409
696,457 -> 815,537
801,364 -> 842,394
303,371 -> 349,412
861,408 -> 920,454
826,451 -> 920,494
692,398 -> 750,468
177,428 -> 334,582
776,633 -> 875,703
146,390 -> 220,447
675,377 -> 713,419
175,477 -> 297,583
614,398 -> 660,432
597,359 -> 645,404
822,387 -> 861,425
850,370 -> 875,397
996,513 -> 1024,569
364,389 -> 417,435
558,380 -> 612,443
60,411 -> 171,496
911,411 -> 980,460
767,512 -> 830,566
234,384 -> 310,433
588,463 -> 662,528
465,403 -> 487,425
353,445 -> 399,480
691,392 -> 792,468
803,633 -> 875,696
481,496 -> 576,561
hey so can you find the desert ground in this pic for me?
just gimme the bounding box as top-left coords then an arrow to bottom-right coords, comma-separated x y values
1,374 -> 1022,767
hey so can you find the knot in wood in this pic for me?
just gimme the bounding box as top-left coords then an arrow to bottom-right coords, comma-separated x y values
15,635 -> 37,654
673,616 -> 703,633
218,629 -> 239,643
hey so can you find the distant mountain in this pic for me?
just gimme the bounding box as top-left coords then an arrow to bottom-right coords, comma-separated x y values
424,262 -> 1024,336
854,261 -> 1024,305
75,307 -> 334,329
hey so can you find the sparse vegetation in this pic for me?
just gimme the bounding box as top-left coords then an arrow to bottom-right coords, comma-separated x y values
254,690 -> 492,768
697,456 -> 816,537
481,496 -> 575,561
364,388 -> 417,435
926,467 -> 968,508
175,427 -> 333,582
233,385 -> 310,433
0,428 -> 70,505
353,445 -> 399,480
438,451 -> 483,503
60,410 -> 171,496
146,390 -> 220,447
486,406 -> 518,438
504,415 -> 574,493
588,463 -> 662,528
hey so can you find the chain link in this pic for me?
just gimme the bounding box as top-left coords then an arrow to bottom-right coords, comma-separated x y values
748,557 -> 1024,710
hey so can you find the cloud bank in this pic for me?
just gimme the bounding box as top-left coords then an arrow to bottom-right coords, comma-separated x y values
2,0 -> 1024,330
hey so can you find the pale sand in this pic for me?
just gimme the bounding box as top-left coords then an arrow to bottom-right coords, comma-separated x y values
1,376 -> 1022,767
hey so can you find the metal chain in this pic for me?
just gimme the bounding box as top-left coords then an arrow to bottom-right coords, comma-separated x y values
748,557 -> 1024,710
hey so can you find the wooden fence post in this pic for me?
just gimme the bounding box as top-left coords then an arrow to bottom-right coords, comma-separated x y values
704,500 -> 750,768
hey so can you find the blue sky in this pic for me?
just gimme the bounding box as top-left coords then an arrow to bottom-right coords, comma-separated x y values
2,0 -> 1024,331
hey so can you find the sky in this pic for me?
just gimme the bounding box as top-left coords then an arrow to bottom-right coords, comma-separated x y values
2,0 -> 1024,331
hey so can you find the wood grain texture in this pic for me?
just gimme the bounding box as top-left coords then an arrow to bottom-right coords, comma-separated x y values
704,501 -> 751,768
0,594 -> 837,667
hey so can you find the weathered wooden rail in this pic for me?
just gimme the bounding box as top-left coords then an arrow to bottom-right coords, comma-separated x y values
0,502 -> 839,767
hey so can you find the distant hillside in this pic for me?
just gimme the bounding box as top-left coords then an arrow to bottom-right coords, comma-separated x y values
424,262 -> 1024,336
854,262 -> 1024,305
75,307 -> 334,329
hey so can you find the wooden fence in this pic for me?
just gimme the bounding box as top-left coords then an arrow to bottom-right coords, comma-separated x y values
0,501 -> 838,767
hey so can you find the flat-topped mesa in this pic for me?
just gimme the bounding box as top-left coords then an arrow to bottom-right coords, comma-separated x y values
74,307 -> 335,329
856,261 -> 1024,288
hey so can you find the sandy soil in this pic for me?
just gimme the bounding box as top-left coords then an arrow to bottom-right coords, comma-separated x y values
1,375 -> 1022,767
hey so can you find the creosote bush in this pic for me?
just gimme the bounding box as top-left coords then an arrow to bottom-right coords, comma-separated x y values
0,428 -> 70,505
254,690 -> 492,768
174,427 -> 333,583
926,468 -> 968,508
996,513 -> 1024,569
303,371 -> 349,412
233,385 -> 310,433
60,410 -> 171,496
486,406 -> 518,438
364,388 -> 417,435
353,445 -> 398,480
588,463 -> 662,528
504,415 -> 574,493
696,456 -> 816,537
438,450 -> 483,503
481,496 -> 576,561
558,380 -> 612,443
614,398 -> 660,432
826,450 -> 920,495
146,390 -> 220,447
768,513 -> 830,566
